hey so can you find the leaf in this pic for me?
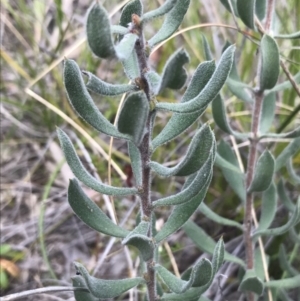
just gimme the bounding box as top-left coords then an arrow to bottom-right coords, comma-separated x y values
279,245 -> 299,277
216,140 -> 246,202
155,172 -> 213,244
289,227 -> 300,244
111,25 -> 130,35
275,138 -> 300,171
201,35 -> 213,60
158,48 -> 189,93
254,248 -> 269,281
152,152 -> 214,207
128,142 -> 142,186
212,94 -> 249,138
286,157 -> 300,184
57,129 -> 137,196
72,276 -> 97,301
83,71 -> 137,96
156,45 -> 235,113
260,34 -> 280,90
122,221 -> 154,261
260,126 -> 300,139
255,0 -> 266,20
86,3 -> 116,58
117,92 -> 149,145
142,0 -> 178,22
220,0 -> 239,17
238,269 -> 264,295
237,0 -> 255,29
264,275 -> 300,289
277,179 -> 295,212
253,197 -> 300,239
267,72 -> 300,93
155,259 -> 212,293
115,33 -> 138,61
74,262 -> 144,298
68,179 -> 130,238
248,150 -> 275,193
183,220 -> 245,267
119,0 -> 143,28
150,124 -> 214,177
274,31 -> 300,39
199,202 -> 243,230
256,183 -> 277,232
122,51 -> 140,79
152,61 -> 216,150
148,0 -> 191,48
64,59 -> 128,139
259,92 -> 276,134
144,70 -> 161,94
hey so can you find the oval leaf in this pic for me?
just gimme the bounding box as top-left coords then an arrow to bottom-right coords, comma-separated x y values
68,179 -> 129,238
72,276 -> 97,301
248,150 -> 275,193
142,0 -> 178,22
148,0 -> 191,48
57,128 -> 138,196
150,124 -> 214,177
237,0 -> 255,29
115,33 -> 138,61
259,92 -> 276,134
238,269 -> 264,296
64,59 -> 128,139
117,92 -> 149,145
156,45 -> 235,113
260,34 -> 280,90
86,3 -> 116,58
151,61 -> 216,150
74,262 -> 144,298
128,141 -> 142,187
83,71 -> 137,96
119,0 -> 143,28
122,51 -> 140,79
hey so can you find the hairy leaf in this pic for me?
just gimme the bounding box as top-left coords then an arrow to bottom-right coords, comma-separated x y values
148,0 -> 190,48
144,70 -> 161,94
199,202 -> 243,230
128,142 -> 142,186
275,138 -> 300,171
72,276 -> 97,301
57,129 -> 137,196
155,259 -> 212,293
122,51 -> 140,79
156,45 -> 235,113
158,48 -> 189,93
287,157 -> 300,185
237,0 -> 255,29
260,34 -> 280,90
248,150 -> 275,193
152,61 -> 216,150
259,92 -> 276,134
255,0 -> 266,20
183,221 -> 245,266
86,3 -> 115,58
264,275 -> 300,289
274,31 -> 300,39
277,179 -> 295,212
64,59 -> 128,139
220,0 -> 239,16
122,221 -> 154,261
153,153 -> 213,207
142,0 -> 178,22
74,262 -> 144,298
115,33 -> 138,61
111,25 -> 130,35
202,35 -> 213,60
119,0 -> 143,28
267,72 -> 300,93
150,124 -> 214,177
117,92 -> 149,145
239,269 -> 264,295
83,71 -> 137,95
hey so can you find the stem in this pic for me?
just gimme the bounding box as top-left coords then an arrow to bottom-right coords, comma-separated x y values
265,0 -> 275,32
132,15 -> 157,301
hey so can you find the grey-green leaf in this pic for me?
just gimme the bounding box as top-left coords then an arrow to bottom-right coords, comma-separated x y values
142,0 -> 178,22
274,31 -> 300,39
155,258 -> 212,293
68,179 -> 129,238
151,61 -> 216,150
155,172 -> 212,244
144,70 -> 161,94
255,0 -> 266,20
220,0 -> 239,17
238,269 -> 264,295
72,276 -> 97,301
74,262 -> 144,298
64,59 -> 127,139
115,33 -> 138,61
260,34 -> 280,90
148,0 -> 191,48
279,245 -> 299,277
153,153 -> 213,207
248,150 -> 275,193
150,124 -> 214,177
259,92 -> 276,134
278,179 -> 295,212
83,71 -> 137,96
158,48 -> 189,93
122,51 -> 140,79
86,3 -> 115,58
202,35 -> 213,61
287,157 -> 300,184
57,128 -> 137,196
256,183 -> 277,232
237,0 -> 255,29
199,202 -> 243,230
264,275 -> 300,289
128,142 -> 142,186
117,92 -> 149,145
267,72 -> 300,93
119,0 -> 143,28
183,220 -> 245,267
275,138 -> 300,171
156,45 -> 235,113
122,221 -> 154,261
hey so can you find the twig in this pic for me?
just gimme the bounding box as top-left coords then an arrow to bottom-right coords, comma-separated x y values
280,59 -> 300,97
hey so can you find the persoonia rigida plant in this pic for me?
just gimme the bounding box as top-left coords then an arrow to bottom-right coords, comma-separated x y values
57,0 -> 236,300
182,1 -> 300,300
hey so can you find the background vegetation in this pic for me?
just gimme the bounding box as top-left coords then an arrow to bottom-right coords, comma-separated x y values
1,0 -> 299,300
